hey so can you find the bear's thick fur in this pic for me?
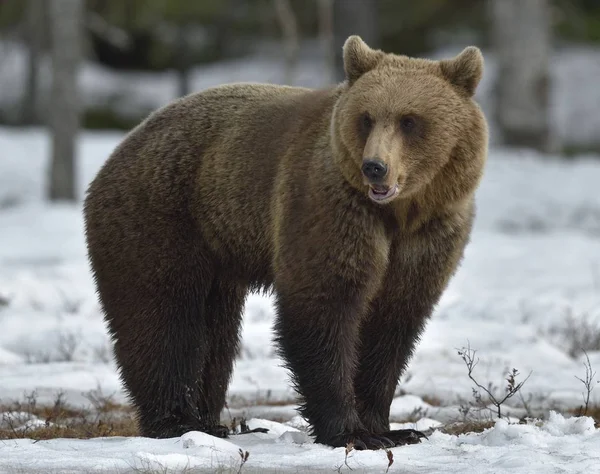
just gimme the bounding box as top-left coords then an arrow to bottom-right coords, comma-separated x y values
84,36 -> 488,449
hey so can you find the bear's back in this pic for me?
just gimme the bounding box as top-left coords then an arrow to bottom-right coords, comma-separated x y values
189,84 -> 340,284
85,82 -> 339,290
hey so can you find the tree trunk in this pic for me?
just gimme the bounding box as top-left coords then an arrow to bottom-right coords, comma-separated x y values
176,24 -> 192,97
274,0 -> 299,86
491,0 -> 554,153
48,0 -> 83,202
317,0 -> 335,85
22,0 -> 45,125
333,0 -> 379,82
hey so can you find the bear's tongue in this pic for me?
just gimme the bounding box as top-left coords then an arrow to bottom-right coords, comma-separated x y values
369,184 -> 398,202
371,186 -> 389,195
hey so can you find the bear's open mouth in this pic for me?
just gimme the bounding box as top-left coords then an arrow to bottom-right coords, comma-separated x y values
368,184 -> 399,203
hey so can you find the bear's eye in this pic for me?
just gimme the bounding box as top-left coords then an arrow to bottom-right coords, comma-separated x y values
399,116 -> 417,132
361,113 -> 373,132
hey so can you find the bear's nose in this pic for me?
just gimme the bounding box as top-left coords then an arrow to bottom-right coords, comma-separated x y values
361,159 -> 388,182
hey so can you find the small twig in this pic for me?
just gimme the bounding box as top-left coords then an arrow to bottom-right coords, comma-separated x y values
494,368 -> 533,417
517,389 -> 534,419
3,413 -> 21,438
385,449 -> 394,473
344,442 -> 354,470
575,350 -> 597,417
237,448 -> 250,474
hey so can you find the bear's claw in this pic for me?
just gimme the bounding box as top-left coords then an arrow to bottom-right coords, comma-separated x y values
381,428 -> 428,445
329,432 -> 396,450
234,427 -> 270,435
206,424 -> 230,438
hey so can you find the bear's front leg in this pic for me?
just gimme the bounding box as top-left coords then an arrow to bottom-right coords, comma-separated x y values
272,206 -> 395,449
354,210 -> 474,445
274,286 -> 397,450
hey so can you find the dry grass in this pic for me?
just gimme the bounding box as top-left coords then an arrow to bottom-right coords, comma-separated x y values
421,395 -> 443,407
587,406 -> 600,427
0,390 -> 138,440
439,420 -> 496,436
568,405 -> 600,428
2,385 -> 596,444
0,417 -> 139,440
0,390 -> 292,441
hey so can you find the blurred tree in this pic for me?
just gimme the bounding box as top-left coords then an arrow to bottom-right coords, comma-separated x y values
48,0 -> 83,201
333,0 -> 379,82
379,0 -> 485,56
86,0 -> 229,71
21,0 -> 46,125
274,0 -> 299,85
318,0 -> 334,85
175,22 -> 192,97
491,0 -> 555,153
554,0 -> 600,43
2,0 -> 599,134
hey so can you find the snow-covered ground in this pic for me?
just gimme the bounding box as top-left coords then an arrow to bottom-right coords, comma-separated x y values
1,413 -> 598,473
1,125 -> 599,471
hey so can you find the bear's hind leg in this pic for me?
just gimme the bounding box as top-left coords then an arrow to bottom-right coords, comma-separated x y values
97,239 -> 222,439
110,273 -> 217,438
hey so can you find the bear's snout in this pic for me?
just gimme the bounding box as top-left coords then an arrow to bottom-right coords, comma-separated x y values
361,159 -> 388,183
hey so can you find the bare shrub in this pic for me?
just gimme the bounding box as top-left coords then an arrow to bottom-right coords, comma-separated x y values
57,331 -> 79,361
458,343 -> 531,420
575,351 -> 598,417
21,330 -> 81,363
93,342 -> 113,364
547,309 -> 600,358
0,293 -> 9,307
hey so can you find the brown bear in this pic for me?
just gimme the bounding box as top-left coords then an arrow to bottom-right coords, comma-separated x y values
84,35 -> 488,450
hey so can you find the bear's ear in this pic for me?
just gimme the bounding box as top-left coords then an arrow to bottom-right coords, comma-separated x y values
343,35 -> 382,85
439,46 -> 484,97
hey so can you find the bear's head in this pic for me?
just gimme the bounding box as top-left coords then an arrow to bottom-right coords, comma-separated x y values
332,35 -> 488,207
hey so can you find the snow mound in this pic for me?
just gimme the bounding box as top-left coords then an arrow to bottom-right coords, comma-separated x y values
541,410 -> 596,436
460,412 -> 596,448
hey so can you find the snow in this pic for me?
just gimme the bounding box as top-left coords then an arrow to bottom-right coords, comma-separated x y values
0,414 -> 598,473
1,118 -> 600,468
